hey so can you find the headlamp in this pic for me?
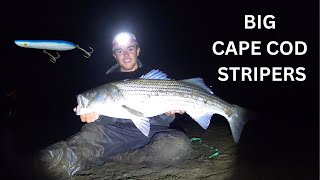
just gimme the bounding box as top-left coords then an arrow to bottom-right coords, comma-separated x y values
112,32 -> 138,50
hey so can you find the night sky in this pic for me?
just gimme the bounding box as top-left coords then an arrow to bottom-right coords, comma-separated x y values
1,0 -> 318,179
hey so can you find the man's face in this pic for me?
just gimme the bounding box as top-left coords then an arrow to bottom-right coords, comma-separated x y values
113,41 -> 140,72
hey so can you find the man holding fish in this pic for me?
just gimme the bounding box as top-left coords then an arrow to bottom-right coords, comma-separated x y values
38,32 -> 192,179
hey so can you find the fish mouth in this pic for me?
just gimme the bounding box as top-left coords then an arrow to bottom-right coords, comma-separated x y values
76,94 -> 92,115
76,94 -> 87,108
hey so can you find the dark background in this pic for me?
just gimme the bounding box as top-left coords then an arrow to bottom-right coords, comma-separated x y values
0,0 -> 318,179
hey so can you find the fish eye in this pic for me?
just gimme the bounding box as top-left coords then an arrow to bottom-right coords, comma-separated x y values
23,43 -> 28,46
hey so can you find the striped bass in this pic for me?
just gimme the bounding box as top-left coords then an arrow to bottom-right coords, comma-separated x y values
76,70 -> 249,143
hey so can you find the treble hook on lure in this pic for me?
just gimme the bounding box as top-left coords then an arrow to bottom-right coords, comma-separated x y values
76,45 -> 94,58
43,50 -> 60,63
14,40 -> 94,63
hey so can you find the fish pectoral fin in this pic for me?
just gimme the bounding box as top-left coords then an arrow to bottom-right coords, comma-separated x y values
130,117 -> 151,137
187,111 -> 214,129
121,105 -> 145,117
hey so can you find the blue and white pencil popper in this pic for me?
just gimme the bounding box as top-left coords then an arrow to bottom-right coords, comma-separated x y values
14,40 -> 93,63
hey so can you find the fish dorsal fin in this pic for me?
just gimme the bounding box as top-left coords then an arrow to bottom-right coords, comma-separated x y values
181,78 -> 213,94
140,69 -> 170,80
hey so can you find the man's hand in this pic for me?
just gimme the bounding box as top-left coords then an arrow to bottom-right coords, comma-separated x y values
73,107 -> 100,123
165,110 -> 185,116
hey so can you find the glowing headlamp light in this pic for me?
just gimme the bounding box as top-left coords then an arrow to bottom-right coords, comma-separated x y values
112,32 -> 138,50
115,33 -> 130,46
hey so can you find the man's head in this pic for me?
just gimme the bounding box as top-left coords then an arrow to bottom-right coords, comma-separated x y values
112,32 -> 141,72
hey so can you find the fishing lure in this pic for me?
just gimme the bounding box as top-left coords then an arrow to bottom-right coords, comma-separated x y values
14,40 -> 94,63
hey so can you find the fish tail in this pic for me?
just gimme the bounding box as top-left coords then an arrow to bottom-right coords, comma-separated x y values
227,105 -> 251,143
